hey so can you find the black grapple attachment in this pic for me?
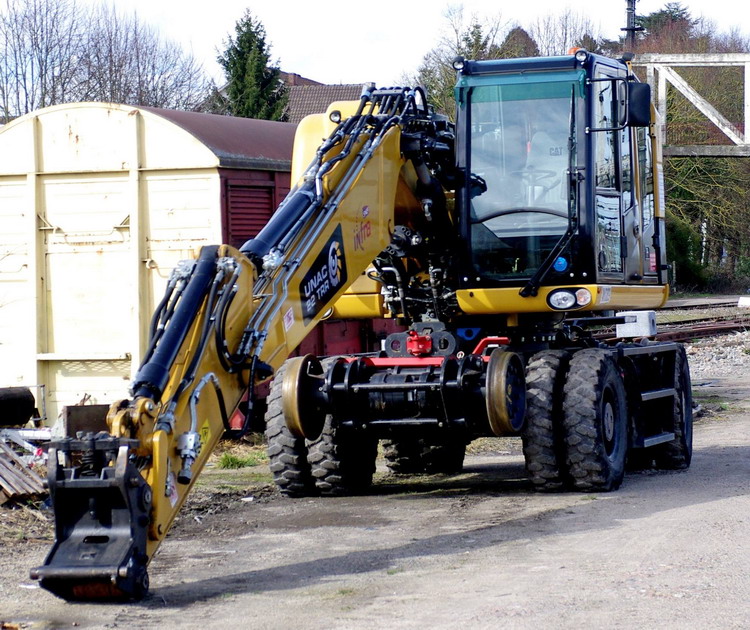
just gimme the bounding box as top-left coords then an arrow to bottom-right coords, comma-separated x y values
30,432 -> 152,601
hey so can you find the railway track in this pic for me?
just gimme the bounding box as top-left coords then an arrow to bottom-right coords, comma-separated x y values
591,297 -> 750,343
656,297 -> 750,341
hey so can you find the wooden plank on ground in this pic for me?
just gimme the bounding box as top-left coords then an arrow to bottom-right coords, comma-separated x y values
0,441 -> 46,501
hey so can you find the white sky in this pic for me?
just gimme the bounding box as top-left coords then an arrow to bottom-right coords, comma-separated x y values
104,0 -> 749,85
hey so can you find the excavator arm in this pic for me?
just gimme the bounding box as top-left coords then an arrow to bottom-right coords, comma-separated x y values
31,86 -> 455,600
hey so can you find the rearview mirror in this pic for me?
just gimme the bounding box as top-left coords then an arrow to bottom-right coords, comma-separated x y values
627,82 -> 651,127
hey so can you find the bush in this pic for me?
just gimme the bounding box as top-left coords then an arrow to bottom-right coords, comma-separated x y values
666,213 -> 707,290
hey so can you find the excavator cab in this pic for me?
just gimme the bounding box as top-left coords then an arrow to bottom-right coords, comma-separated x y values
452,50 -> 666,312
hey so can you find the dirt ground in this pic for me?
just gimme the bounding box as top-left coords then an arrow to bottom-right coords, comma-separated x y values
1,374 -> 749,630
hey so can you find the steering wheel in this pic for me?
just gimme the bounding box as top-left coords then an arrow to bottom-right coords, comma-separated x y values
512,169 -> 560,204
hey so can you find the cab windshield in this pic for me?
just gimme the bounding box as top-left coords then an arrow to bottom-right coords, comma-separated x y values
468,75 -> 581,280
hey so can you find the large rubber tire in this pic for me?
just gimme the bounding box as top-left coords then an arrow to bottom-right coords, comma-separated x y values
382,438 -> 425,474
563,349 -> 628,492
522,350 -> 571,491
306,418 -> 378,496
265,361 -> 315,497
383,436 -> 466,475
422,441 -> 466,474
654,345 -> 693,470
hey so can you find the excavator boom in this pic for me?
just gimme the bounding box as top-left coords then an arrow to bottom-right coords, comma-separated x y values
31,86 -> 455,600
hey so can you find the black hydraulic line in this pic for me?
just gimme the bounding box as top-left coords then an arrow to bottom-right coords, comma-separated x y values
159,263 -> 229,421
131,246 -> 219,401
147,276 -> 176,342
240,179 -> 317,264
240,91 -> 377,266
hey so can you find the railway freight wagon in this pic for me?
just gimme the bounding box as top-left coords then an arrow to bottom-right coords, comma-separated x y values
0,103 -> 379,423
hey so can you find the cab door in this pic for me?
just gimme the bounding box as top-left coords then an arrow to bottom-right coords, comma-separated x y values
591,65 -> 643,283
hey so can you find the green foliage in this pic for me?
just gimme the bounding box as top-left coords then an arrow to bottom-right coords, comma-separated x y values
497,27 -> 539,59
216,10 -> 288,120
666,211 -> 706,288
636,2 -> 696,38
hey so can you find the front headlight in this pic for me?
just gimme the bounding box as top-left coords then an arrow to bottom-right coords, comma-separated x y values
547,288 -> 592,310
548,290 -> 576,310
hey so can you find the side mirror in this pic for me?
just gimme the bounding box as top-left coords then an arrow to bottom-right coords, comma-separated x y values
627,82 -> 651,127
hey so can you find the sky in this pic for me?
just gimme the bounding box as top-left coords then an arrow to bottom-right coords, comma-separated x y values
99,0 -> 750,86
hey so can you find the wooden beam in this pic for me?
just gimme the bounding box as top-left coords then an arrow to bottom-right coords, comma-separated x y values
660,66 -> 745,145
664,145 -> 750,157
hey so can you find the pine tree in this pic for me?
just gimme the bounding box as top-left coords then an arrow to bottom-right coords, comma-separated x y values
217,10 -> 287,120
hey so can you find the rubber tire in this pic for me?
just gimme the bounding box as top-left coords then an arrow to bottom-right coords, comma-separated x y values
306,417 -> 378,496
563,349 -> 628,492
654,345 -> 693,470
522,350 -> 571,491
421,438 -> 466,474
383,437 -> 466,475
265,361 -> 315,497
382,438 -> 425,474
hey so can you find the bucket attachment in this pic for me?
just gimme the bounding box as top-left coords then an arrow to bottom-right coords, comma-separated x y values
30,432 -> 152,601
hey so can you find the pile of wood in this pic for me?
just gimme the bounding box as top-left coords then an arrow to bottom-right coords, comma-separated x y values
0,441 -> 46,505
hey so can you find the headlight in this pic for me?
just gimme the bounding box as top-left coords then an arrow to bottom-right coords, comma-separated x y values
548,290 -> 576,310
547,288 -> 592,310
575,288 -> 592,306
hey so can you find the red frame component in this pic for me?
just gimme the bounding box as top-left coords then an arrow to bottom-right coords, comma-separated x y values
406,330 -> 433,356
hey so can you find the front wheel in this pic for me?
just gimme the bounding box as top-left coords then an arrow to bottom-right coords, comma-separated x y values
563,349 -> 628,492
522,350 -> 571,491
265,360 -> 315,497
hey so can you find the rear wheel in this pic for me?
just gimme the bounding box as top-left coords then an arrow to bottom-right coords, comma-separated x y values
307,418 -> 378,496
421,437 -> 466,474
522,350 -> 571,491
563,349 -> 628,492
383,436 -> 466,475
265,361 -> 315,497
654,345 -> 693,469
383,438 -> 424,474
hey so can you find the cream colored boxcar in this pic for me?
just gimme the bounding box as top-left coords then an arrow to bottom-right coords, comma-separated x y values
0,103 -> 294,422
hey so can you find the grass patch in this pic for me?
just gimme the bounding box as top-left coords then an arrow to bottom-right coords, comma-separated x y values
217,450 -> 268,469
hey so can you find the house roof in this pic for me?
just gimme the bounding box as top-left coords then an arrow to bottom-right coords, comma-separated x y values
285,84 -> 363,125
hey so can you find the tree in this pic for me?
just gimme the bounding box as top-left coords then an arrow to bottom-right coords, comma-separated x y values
498,27 -> 539,59
529,9 -> 602,56
636,2 -> 695,40
0,0 -> 80,120
0,0 -> 212,123
632,4 -> 750,289
215,10 -> 287,121
412,6 -> 507,117
78,3 -> 210,110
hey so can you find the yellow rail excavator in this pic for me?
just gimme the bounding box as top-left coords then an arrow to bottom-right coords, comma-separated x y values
32,50 -> 692,601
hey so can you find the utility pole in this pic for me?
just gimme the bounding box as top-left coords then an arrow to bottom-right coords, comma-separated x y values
621,0 -> 644,51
